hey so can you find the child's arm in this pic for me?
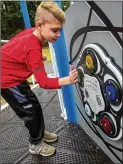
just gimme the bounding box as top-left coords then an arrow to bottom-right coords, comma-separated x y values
26,50 -> 78,89
58,67 -> 78,86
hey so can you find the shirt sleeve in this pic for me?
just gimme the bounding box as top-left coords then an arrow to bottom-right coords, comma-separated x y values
26,49 -> 61,89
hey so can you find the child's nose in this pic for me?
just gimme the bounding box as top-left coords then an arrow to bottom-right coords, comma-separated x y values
57,32 -> 60,38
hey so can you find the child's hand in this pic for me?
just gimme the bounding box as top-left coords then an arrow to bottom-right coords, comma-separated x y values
42,54 -> 47,61
58,65 -> 79,87
68,65 -> 78,84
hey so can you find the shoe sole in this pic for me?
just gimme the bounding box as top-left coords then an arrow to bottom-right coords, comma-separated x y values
29,148 -> 56,157
42,137 -> 57,143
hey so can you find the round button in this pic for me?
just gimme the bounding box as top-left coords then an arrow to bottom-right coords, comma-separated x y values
78,68 -> 84,86
101,117 -> 112,133
82,49 -> 97,74
85,104 -> 92,117
104,80 -> 121,105
105,85 -> 117,101
100,113 -> 116,137
85,55 -> 94,70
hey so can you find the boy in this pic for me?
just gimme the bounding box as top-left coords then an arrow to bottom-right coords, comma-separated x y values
1,1 -> 78,156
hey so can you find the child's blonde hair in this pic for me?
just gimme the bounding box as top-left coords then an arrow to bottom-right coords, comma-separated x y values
35,1 -> 65,25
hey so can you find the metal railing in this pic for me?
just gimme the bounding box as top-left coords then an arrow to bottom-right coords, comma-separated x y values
49,43 -> 67,120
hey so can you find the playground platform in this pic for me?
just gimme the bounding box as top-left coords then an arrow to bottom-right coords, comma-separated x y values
1,85 -> 114,164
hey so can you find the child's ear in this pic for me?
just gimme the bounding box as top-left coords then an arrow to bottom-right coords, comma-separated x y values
36,21 -> 43,30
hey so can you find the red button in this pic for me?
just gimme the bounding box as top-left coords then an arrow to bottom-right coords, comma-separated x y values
101,117 -> 112,133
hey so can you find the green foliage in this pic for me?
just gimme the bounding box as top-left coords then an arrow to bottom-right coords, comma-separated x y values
61,1 -> 71,11
26,1 -> 40,27
1,1 -> 70,40
1,1 -> 24,40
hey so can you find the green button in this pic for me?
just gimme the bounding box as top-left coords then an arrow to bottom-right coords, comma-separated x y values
78,69 -> 84,86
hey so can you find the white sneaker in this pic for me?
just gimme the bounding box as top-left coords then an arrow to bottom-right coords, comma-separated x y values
43,130 -> 58,143
29,140 -> 56,156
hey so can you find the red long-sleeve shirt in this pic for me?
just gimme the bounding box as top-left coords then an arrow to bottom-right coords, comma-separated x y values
1,28 -> 61,89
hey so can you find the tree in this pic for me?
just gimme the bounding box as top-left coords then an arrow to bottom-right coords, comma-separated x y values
1,1 -> 24,40
1,1 -> 71,40
61,1 -> 71,11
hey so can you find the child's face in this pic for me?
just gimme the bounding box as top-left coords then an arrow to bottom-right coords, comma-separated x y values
39,17 -> 62,43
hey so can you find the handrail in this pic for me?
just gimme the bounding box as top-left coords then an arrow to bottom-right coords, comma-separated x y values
1,40 -> 9,43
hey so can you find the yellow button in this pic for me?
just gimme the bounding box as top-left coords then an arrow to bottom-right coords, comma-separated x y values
85,55 -> 94,69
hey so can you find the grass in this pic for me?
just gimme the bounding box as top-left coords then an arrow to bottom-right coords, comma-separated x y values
42,48 -> 51,62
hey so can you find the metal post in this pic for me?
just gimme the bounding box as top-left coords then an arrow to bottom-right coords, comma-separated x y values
20,1 -> 31,28
53,1 -> 78,124
20,1 -> 36,87
49,43 -> 67,120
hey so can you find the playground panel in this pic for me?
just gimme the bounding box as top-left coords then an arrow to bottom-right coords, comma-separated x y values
64,1 -> 123,164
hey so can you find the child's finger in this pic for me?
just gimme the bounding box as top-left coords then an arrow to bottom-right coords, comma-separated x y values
73,75 -> 78,81
74,79 -> 79,83
71,69 -> 78,73
70,65 -> 75,71
72,70 -> 78,75
73,73 -> 78,78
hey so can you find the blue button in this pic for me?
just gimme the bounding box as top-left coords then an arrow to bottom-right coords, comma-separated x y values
105,84 -> 118,101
